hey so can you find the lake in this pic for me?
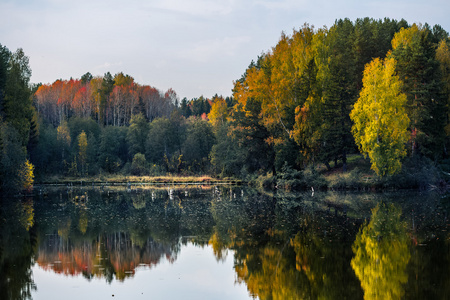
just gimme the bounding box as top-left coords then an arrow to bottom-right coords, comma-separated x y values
0,185 -> 449,299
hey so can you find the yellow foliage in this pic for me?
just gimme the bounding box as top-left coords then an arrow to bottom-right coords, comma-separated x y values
57,120 -> 71,146
20,199 -> 34,231
18,159 -> 34,191
209,230 -> 228,261
78,210 -> 88,234
78,130 -> 88,175
391,24 -> 420,50
208,97 -> 228,128
350,57 -> 409,176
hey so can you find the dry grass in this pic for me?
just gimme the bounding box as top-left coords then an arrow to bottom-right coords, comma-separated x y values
38,174 -> 242,185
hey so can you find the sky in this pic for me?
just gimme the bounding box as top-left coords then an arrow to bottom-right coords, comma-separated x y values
1,0 -> 449,100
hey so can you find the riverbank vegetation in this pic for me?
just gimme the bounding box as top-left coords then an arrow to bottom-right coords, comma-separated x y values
1,17 -> 450,194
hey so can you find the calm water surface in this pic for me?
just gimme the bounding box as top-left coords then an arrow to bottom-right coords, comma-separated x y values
0,185 -> 449,299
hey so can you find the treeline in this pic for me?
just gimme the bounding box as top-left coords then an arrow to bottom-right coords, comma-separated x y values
0,45 -> 36,193
2,17 -> 450,193
35,72 -> 178,126
216,18 -> 450,178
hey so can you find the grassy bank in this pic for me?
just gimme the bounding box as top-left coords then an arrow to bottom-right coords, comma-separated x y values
250,154 -> 447,192
37,174 -> 243,185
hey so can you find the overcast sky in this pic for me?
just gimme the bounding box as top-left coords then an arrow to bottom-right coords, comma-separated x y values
1,0 -> 449,100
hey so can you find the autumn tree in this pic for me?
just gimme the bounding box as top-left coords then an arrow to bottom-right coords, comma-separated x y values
18,159 -> 34,191
350,57 -> 409,176
77,130 -> 88,176
207,95 -> 228,128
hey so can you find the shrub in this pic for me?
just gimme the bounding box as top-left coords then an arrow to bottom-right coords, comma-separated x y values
131,153 -> 148,176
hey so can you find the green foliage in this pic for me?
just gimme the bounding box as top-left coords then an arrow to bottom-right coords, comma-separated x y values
183,117 -> 215,172
3,48 -> 33,147
276,162 -> 305,190
230,99 -> 275,176
391,24 -> 447,158
190,96 -> 211,116
0,44 -> 11,107
386,156 -> 442,189
99,72 -> 115,125
130,153 -> 148,176
210,123 -> 243,177
146,117 -> 179,164
68,156 -> 78,177
0,122 -> 27,192
68,117 -> 100,143
179,97 -> 191,118
0,45 -> 37,193
99,126 -> 127,173
31,121 -> 60,177
127,113 -> 149,158
86,133 -> 99,175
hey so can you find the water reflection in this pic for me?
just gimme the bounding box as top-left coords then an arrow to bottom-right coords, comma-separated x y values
351,203 -> 410,299
0,198 -> 37,300
0,187 -> 449,299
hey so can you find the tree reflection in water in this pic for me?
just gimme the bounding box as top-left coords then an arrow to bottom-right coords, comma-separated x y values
351,202 -> 410,299
0,187 -> 449,299
0,198 -> 37,300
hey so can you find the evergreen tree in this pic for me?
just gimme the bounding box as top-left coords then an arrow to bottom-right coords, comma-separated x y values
391,24 -> 446,158
3,48 -> 34,147
0,44 -> 11,116
99,72 -> 114,125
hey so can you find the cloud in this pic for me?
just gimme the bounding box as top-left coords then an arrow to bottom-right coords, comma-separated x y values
153,0 -> 237,17
178,36 -> 251,63
93,62 -> 124,73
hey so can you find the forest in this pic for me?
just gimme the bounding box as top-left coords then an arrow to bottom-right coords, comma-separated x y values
1,17 -> 450,193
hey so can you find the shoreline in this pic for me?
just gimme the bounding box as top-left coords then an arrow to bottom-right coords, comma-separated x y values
35,175 -> 243,186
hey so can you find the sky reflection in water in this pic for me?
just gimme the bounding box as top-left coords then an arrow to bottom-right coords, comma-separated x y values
32,243 -> 248,300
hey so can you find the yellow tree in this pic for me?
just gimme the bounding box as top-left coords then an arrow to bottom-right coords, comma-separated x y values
78,130 -> 88,176
57,119 -> 71,165
350,57 -> 409,176
18,159 -> 34,192
207,96 -> 228,129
